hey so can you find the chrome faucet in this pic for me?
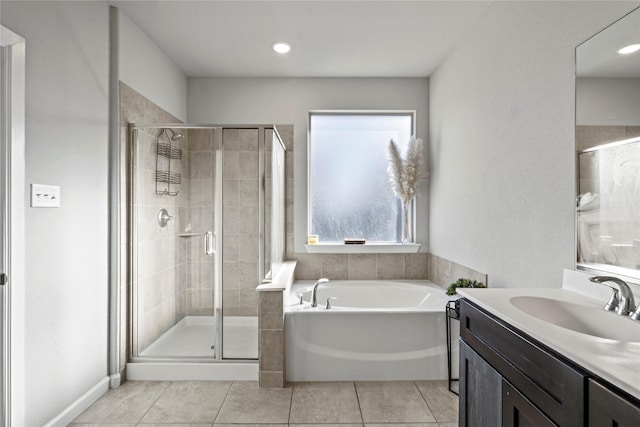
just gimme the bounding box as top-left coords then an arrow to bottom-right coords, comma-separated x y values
310,278 -> 329,308
589,276 -> 636,317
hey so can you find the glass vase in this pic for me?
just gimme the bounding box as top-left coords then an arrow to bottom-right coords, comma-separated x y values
402,199 -> 412,243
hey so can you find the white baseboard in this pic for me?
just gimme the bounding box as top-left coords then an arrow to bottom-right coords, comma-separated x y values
44,377 -> 109,427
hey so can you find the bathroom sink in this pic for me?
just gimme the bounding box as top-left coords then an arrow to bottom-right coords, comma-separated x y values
509,296 -> 640,342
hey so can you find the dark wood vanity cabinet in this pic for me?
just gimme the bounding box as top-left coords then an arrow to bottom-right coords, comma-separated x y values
459,298 -> 640,427
459,298 -> 586,427
588,379 -> 640,426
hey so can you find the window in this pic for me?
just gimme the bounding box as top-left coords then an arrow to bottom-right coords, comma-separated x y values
308,111 -> 415,243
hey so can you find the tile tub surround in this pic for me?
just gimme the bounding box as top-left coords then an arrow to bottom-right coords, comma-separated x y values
71,379 -> 459,425
257,261 -> 296,388
427,253 -> 488,290
293,252 -> 430,280
258,291 -> 285,387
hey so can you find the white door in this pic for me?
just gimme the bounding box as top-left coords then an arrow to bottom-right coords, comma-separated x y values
0,41 -> 9,427
1,25 -> 26,427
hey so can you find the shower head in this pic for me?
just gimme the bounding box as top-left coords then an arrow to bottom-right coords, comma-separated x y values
168,129 -> 184,141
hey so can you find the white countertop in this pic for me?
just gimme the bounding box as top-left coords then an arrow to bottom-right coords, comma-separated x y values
458,286 -> 640,399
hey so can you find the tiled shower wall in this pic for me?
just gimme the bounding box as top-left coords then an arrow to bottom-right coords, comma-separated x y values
222,128 -> 260,317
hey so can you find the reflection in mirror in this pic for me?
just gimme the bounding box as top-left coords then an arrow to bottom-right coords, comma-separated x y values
576,7 -> 640,281
577,138 -> 640,275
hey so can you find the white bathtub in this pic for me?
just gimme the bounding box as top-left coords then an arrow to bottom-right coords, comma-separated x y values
285,280 -> 458,381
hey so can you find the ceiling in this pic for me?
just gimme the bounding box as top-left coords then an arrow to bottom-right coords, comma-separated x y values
111,0 -> 494,78
577,6 -> 640,78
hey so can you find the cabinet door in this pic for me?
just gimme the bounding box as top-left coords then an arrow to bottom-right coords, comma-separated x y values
502,380 -> 557,427
589,380 -> 640,426
460,340 -> 502,427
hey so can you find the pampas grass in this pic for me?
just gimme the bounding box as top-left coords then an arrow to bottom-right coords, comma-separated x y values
387,136 -> 427,202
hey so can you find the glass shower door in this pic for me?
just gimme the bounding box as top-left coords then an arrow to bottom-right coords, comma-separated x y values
131,125 -> 218,360
221,128 -> 260,359
130,124 -> 271,362
182,128 -> 217,358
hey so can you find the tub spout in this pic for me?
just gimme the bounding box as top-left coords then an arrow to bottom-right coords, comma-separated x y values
310,278 -> 329,307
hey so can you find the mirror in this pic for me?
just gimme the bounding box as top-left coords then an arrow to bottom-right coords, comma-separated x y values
576,7 -> 640,281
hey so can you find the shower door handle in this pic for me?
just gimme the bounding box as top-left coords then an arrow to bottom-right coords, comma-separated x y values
204,231 -> 215,256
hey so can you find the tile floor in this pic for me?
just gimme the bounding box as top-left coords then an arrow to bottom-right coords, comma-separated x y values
70,380 -> 458,426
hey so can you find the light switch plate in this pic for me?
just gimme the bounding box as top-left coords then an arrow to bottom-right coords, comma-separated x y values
31,184 -> 61,208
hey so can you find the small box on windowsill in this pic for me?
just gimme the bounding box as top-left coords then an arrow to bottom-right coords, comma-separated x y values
344,238 -> 366,245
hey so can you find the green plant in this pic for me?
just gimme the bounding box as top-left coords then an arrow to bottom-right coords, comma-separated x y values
446,278 -> 486,296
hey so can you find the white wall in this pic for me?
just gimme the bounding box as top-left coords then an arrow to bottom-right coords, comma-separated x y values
577,77 -> 640,125
429,1 -> 639,289
1,2 -> 110,425
187,77 -> 429,253
119,9 -> 187,121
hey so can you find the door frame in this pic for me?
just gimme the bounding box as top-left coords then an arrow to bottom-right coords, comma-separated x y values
0,25 -> 26,427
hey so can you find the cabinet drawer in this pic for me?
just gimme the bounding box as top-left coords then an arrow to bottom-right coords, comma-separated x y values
460,299 -> 586,427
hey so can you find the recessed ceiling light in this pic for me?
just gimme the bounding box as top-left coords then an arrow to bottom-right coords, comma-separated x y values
272,42 -> 292,54
618,44 -> 640,55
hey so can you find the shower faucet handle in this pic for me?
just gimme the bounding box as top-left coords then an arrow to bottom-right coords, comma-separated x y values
158,208 -> 174,227
325,297 -> 337,309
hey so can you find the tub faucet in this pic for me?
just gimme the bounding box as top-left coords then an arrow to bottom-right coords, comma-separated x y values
589,276 -> 636,316
310,278 -> 329,308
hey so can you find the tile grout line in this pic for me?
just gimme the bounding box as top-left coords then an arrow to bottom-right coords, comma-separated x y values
210,380 -> 234,425
415,380 -> 457,425
414,381 -> 440,426
288,381 -> 294,425
134,380 -> 173,425
353,381 -> 366,426
414,379 -> 437,420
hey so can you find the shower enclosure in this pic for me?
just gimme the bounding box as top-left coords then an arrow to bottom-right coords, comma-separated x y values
129,124 -> 285,365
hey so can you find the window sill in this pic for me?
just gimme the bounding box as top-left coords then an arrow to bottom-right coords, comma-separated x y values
304,243 -> 421,254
